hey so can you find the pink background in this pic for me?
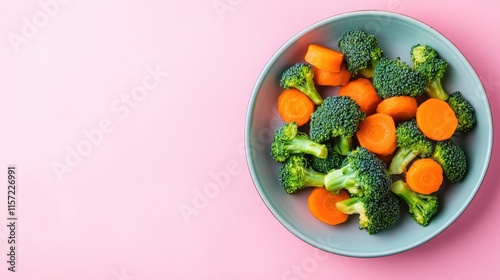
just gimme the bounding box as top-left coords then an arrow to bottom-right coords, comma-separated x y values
0,0 -> 499,279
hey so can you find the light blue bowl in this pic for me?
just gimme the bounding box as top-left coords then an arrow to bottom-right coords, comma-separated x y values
245,11 -> 493,257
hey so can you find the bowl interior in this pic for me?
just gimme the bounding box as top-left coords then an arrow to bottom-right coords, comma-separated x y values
246,11 -> 493,257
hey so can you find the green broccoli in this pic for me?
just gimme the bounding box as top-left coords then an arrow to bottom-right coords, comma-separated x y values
278,154 -> 326,194
338,29 -> 384,78
372,57 -> 427,99
309,96 -> 365,155
432,139 -> 467,183
447,91 -> 477,133
324,147 -> 392,199
270,122 -> 328,163
336,191 -> 400,234
388,119 -> 434,175
309,142 -> 346,173
390,179 -> 438,227
410,44 -> 450,101
411,45 -> 477,132
410,43 -> 438,64
279,62 -> 323,105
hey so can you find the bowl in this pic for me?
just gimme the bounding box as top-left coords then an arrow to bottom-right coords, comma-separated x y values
245,10 -> 493,257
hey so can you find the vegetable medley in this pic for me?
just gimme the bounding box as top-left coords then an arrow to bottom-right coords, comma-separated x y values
270,29 -> 476,234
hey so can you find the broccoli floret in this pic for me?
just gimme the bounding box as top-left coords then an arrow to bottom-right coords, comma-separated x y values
280,62 -> 323,105
309,96 -> 365,155
271,122 -> 328,163
336,191 -> 400,234
390,180 -> 438,227
278,154 -> 326,194
410,44 -> 438,64
432,139 -> 467,183
338,29 -> 383,78
324,147 -> 392,199
410,44 -> 450,101
372,57 -> 427,99
388,119 -> 434,175
411,45 -> 477,132
309,142 -> 346,173
447,91 -> 477,133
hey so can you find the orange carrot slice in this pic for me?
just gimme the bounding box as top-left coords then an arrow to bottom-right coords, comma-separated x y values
416,98 -> 458,141
356,113 -> 397,156
308,188 -> 350,226
304,44 -> 344,73
376,96 -> 418,123
313,64 -> 352,87
338,77 -> 382,115
406,158 -> 443,195
277,88 -> 315,127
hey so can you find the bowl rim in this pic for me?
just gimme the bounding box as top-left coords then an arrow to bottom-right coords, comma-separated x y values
245,9 -> 494,258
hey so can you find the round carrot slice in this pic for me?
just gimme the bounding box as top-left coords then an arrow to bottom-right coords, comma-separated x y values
416,98 -> 458,141
308,188 -> 350,226
277,88 -> 315,126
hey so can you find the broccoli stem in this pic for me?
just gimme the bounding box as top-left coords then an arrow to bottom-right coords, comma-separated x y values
388,147 -> 418,175
390,180 -> 419,207
358,67 -> 374,78
287,135 -> 328,159
390,180 -> 436,226
303,168 -> 327,187
425,79 -> 449,101
333,136 -> 352,156
296,79 -> 323,105
358,61 -> 378,78
324,166 -> 358,193
335,196 -> 363,214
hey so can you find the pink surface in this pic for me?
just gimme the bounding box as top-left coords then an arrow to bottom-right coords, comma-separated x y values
0,0 -> 499,279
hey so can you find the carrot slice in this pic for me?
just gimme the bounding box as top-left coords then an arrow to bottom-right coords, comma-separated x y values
277,88 -> 315,126
304,44 -> 344,73
406,158 -> 443,195
338,77 -> 382,115
416,98 -> 458,140
308,188 -> 350,226
356,113 -> 397,156
376,96 -> 418,123
313,63 -> 352,87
